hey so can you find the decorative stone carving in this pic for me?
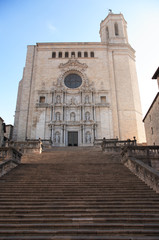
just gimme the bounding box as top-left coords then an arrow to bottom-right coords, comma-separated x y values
55,132 -> 60,143
85,112 -> 90,121
56,95 -> 61,104
85,95 -> 89,104
59,59 -> 88,72
70,97 -> 76,105
55,112 -> 60,121
85,131 -> 91,143
70,112 -> 76,121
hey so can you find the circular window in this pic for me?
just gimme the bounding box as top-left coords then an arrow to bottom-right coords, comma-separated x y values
64,74 -> 82,89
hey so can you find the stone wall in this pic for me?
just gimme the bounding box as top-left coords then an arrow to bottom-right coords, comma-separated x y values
8,140 -> 43,154
143,93 -> 159,145
121,145 -> 159,193
0,118 -> 4,147
0,147 -> 22,177
4,125 -> 13,140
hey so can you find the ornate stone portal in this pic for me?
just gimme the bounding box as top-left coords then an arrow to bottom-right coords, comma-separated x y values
48,58 -> 105,146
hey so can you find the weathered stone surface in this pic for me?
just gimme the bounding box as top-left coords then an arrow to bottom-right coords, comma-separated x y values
144,93 -> 159,145
0,118 -> 4,147
13,13 -> 145,145
0,148 -> 159,239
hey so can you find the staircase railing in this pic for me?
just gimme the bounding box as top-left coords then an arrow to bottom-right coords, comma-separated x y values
7,139 -> 44,154
121,145 -> 159,169
101,137 -> 137,152
121,145 -> 159,193
0,147 -> 22,177
94,138 -> 118,146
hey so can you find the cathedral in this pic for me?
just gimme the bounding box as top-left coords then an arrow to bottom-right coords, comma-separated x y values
13,12 -> 145,146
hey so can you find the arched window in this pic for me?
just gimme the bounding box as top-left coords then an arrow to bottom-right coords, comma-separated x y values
39,96 -> 45,103
100,96 -> 106,103
78,52 -> 81,58
59,52 -> 62,58
65,52 -> 69,58
71,52 -> 75,57
85,112 -> 90,121
55,112 -> 60,121
90,52 -> 94,57
114,22 -> 119,36
70,112 -> 76,121
84,52 -> 88,57
106,26 -> 109,39
52,52 -> 56,58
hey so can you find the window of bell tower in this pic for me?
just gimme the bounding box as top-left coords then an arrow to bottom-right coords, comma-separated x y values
78,52 -> 81,58
114,22 -> 119,36
71,52 -> 75,57
84,52 -> 88,57
106,26 -> 109,39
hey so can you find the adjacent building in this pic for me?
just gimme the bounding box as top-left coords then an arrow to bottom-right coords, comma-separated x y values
13,12 -> 145,146
143,67 -> 159,145
0,117 -> 5,147
4,125 -> 13,141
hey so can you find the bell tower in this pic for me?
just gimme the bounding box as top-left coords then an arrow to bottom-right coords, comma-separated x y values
99,12 -> 128,44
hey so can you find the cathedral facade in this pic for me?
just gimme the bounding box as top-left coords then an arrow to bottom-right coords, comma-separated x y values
13,13 -> 145,146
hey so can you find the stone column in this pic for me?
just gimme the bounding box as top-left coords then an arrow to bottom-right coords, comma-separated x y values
81,125 -> 83,144
52,126 -> 55,145
62,125 -> 64,144
81,106 -> 83,120
50,125 -> 52,141
52,106 -> 55,121
64,125 -> 66,146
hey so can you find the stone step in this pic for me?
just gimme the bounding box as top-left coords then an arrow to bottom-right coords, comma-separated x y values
0,204 -> 159,209
1,212 -> 159,218
0,236 -> 159,240
0,217 -> 159,223
0,228 -> 159,236
1,149 -> 159,239
0,200 -> 159,204
0,209 -> 159,214
0,222 -> 159,230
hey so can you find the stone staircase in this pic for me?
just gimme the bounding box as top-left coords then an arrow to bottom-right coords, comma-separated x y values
0,147 -> 159,239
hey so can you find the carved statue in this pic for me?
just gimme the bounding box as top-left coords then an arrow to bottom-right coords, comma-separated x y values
85,132 -> 91,143
55,132 -> 60,143
85,112 -> 90,121
70,112 -> 76,121
85,95 -> 89,104
56,95 -> 61,104
56,112 -> 60,121
70,97 -> 76,105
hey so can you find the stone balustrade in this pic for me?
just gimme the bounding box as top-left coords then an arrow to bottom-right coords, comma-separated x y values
122,145 -> 159,157
94,138 -> 118,146
122,145 -> 159,170
0,159 -> 19,177
121,151 -> 159,193
101,138 -> 136,152
0,147 -> 22,177
0,147 -> 22,162
7,139 -> 44,154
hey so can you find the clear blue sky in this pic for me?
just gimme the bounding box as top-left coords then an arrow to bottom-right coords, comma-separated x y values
0,0 -> 159,124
